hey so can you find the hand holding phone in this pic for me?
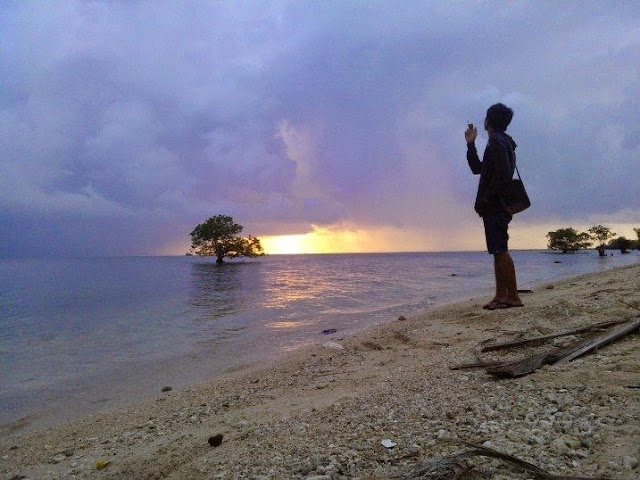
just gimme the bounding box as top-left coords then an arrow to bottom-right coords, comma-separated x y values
465,123 -> 477,143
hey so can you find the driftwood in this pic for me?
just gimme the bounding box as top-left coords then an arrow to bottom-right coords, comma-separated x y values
481,319 -> 627,352
405,441 -> 613,479
618,298 -> 640,312
487,318 -> 640,378
555,318 -> 640,364
450,360 -> 508,370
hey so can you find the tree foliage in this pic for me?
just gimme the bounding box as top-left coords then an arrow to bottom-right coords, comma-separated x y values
588,225 -> 616,257
190,215 -> 264,263
546,227 -> 591,253
607,236 -> 639,252
588,225 -> 616,245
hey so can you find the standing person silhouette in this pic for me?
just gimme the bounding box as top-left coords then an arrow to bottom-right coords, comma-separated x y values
465,103 -> 523,310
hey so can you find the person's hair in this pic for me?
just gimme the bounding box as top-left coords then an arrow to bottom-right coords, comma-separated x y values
486,103 -> 513,132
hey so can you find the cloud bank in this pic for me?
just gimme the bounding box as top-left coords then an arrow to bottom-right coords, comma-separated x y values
1,1 -> 638,256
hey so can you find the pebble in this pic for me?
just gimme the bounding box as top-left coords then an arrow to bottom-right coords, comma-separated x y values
623,456 -> 638,470
49,454 -> 67,464
551,434 -> 582,454
208,434 -> 224,447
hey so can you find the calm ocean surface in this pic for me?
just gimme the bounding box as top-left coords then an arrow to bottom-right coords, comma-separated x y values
1,251 -> 638,428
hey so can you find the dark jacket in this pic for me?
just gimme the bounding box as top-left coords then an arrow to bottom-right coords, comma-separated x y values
467,132 -> 517,216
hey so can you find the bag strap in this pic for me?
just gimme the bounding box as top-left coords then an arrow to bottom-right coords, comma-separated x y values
514,163 -> 522,181
504,137 -> 523,181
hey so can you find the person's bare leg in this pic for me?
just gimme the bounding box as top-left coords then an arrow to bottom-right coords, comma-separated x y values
484,255 -> 504,309
494,254 -> 506,300
494,252 -> 523,306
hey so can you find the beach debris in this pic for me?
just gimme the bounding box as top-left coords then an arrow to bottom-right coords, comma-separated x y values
361,340 -> 384,350
618,298 -> 640,312
546,284 -> 555,289
554,317 -> 640,365
321,328 -> 337,335
96,459 -> 111,470
405,453 -> 472,479
405,441 -> 608,479
398,315 -> 407,321
453,317 -> 640,378
298,457 -> 322,475
49,454 -> 67,464
623,456 -> 638,470
381,439 -> 397,449
394,331 -> 411,344
517,289 -> 533,293
323,341 -> 344,350
480,319 -> 627,352
551,434 -> 582,453
554,260 -> 563,263
208,433 -> 224,447
161,386 -> 172,392
485,317 -> 640,378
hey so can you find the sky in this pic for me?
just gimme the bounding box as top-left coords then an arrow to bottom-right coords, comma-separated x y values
1,1 -> 639,257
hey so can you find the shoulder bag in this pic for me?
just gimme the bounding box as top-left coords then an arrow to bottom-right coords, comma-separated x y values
500,163 -> 531,214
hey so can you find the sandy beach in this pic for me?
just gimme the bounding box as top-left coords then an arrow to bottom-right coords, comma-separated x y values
2,263 -> 639,479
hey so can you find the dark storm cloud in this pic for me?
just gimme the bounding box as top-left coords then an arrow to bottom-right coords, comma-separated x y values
1,1 -> 639,256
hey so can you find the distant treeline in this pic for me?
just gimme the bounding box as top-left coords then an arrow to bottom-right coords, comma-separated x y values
547,225 -> 639,255
606,236 -> 640,251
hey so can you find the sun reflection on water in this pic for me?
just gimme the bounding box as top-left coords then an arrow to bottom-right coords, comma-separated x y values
265,321 -> 310,330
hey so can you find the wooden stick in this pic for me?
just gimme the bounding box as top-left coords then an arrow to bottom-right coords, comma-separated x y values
555,318 -> 640,365
410,441 -> 613,480
456,442 -> 614,480
450,360 -> 509,370
481,319 -> 627,352
487,318 -> 640,377
618,298 -> 640,312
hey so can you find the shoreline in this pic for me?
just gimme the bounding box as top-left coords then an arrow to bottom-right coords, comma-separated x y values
2,263 -> 639,479
3,251 -> 638,434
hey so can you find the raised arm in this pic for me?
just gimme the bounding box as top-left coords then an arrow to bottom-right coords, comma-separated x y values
465,123 -> 482,174
467,142 -> 481,174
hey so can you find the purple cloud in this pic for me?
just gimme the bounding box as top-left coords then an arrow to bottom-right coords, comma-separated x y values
1,1 -> 639,256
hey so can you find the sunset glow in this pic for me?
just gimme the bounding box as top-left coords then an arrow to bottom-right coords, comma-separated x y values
259,225 -> 441,255
259,228 -> 358,254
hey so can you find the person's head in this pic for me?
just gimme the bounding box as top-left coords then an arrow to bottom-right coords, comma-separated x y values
484,103 -> 513,133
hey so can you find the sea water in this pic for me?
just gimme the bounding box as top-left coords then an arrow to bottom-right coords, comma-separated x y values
1,251 -> 637,428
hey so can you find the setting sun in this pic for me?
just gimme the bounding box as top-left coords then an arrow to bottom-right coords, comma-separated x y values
260,234 -> 310,254
260,227 -> 366,254
259,225 -> 442,255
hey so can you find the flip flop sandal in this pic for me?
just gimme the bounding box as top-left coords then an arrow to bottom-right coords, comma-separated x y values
496,302 -> 524,309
